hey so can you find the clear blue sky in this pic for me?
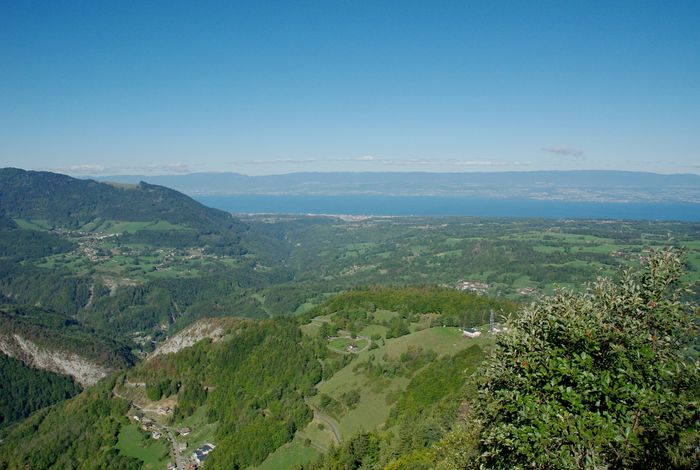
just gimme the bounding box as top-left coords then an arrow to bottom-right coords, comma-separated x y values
1,0 -> 699,175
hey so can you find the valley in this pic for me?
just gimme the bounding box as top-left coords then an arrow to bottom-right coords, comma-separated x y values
0,169 -> 697,469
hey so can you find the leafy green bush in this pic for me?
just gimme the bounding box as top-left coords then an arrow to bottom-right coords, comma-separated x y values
466,248 -> 699,469
343,389 -> 361,408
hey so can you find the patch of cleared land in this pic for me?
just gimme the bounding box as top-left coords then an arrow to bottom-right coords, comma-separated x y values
253,438 -> 321,470
311,326 -> 493,439
116,423 -> 170,469
328,336 -> 368,353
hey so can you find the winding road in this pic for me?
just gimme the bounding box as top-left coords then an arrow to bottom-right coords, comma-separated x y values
312,409 -> 342,443
303,358 -> 342,447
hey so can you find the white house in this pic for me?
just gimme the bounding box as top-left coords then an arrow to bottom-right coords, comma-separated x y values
462,327 -> 481,338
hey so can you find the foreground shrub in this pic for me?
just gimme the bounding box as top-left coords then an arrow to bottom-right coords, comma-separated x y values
469,248 -> 698,469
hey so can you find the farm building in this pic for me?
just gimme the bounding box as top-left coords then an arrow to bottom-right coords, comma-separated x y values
462,327 -> 481,338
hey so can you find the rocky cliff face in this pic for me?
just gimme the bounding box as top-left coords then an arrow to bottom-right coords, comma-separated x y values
149,317 -> 237,359
0,333 -> 111,386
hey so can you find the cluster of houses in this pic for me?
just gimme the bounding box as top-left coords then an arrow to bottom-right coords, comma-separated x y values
456,280 -> 489,295
57,230 -> 118,262
153,247 -> 225,272
67,228 -> 229,271
132,414 -> 162,439
131,409 -> 216,469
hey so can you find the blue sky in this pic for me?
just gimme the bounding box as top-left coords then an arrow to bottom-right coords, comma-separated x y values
1,0 -> 699,175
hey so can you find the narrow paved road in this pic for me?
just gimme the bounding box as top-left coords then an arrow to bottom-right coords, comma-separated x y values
302,358 -> 342,447
312,409 -> 342,443
167,429 -> 186,470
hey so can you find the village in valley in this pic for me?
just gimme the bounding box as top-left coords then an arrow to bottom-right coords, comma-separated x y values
125,401 -> 215,469
110,374 -> 218,470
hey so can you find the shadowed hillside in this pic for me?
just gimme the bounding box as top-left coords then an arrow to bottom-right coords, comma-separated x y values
0,168 -> 246,234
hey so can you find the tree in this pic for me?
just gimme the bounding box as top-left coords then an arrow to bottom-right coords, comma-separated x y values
343,389 -> 361,408
463,248 -> 699,469
319,321 -> 333,339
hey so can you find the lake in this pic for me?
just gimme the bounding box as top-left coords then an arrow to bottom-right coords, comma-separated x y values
195,195 -> 700,221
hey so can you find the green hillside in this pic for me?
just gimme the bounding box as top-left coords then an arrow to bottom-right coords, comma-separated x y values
0,376 -> 141,469
0,251 -> 697,469
0,168 -> 246,239
0,354 -> 81,429
0,287 -> 507,469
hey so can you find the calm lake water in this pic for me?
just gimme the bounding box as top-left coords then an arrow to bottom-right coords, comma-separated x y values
195,195 -> 700,222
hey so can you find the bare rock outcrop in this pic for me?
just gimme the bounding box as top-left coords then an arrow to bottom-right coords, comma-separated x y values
0,333 -> 111,386
149,318 -> 236,359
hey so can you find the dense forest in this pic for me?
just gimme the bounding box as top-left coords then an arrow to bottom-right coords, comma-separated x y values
122,318 -> 322,468
0,375 -> 141,469
0,354 -> 81,429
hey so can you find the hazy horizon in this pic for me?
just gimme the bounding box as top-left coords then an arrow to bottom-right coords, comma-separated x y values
18,168 -> 700,178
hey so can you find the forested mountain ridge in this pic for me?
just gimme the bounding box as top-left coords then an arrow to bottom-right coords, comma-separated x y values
0,169 -> 255,432
0,288 -> 501,469
0,168 -> 246,234
0,316 -> 322,469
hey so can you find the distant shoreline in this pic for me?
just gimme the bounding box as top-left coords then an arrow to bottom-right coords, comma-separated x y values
195,195 -> 700,222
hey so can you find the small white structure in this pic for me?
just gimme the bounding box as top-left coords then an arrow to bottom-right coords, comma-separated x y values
462,327 -> 481,338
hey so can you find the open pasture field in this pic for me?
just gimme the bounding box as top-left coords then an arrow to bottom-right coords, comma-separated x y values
328,336 -> 368,353
115,423 -> 170,469
254,438 -> 321,470
310,324 -> 494,439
